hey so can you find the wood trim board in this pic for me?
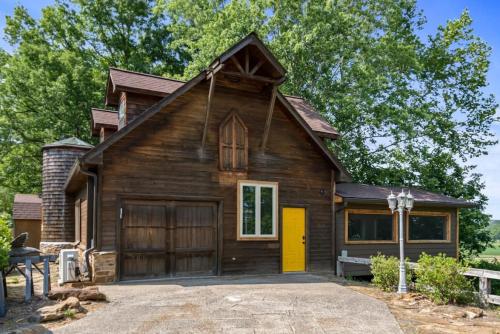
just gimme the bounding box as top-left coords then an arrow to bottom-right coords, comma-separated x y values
344,209 -> 398,245
405,211 -> 452,244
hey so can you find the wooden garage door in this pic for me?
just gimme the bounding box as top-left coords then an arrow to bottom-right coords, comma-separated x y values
120,200 -> 217,280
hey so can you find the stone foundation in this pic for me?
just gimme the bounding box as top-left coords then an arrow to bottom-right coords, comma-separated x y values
40,241 -> 75,255
91,251 -> 117,284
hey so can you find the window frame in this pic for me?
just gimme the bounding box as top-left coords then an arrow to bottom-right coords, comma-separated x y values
344,209 -> 398,245
219,110 -> 248,172
406,211 -> 451,244
237,180 -> 279,241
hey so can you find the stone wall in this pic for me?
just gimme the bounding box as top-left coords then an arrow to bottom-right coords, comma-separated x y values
40,241 -> 75,255
91,251 -> 117,283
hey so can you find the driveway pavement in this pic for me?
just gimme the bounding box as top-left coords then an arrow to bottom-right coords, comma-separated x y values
54,274 -> 402,334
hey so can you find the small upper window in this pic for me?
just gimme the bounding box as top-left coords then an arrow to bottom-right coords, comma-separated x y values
238,181 -> 278,240
345,209 -> 396,244
407,212 -> 450,243
118,92 -> 127,127
219,110 -> 248,171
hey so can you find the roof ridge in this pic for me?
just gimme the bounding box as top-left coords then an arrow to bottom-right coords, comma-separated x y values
109,67 -> 186,84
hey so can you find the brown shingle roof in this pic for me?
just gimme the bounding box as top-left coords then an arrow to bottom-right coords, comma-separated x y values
91,108 -> 118,135
336,183 -> 475,207
285,96 -> 339,138
13,194 -> 42,220
109,68 -> 185,96
106,68 -> 339,138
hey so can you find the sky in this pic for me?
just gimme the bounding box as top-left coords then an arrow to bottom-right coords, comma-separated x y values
0,1 -> 499,218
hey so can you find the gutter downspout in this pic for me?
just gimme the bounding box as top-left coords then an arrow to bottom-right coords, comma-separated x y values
79,161 -> 98,281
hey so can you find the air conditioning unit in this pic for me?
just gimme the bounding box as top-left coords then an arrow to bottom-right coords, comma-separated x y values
58,249 -> 79,284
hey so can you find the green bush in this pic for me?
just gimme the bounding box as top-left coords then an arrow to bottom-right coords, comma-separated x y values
415,253 -> 474,305
470,259 -> 500,296
0,216 -> 12,269
370,253 -> 411,292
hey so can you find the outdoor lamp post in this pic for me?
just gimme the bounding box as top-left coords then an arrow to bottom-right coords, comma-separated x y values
387,189 -> 414,293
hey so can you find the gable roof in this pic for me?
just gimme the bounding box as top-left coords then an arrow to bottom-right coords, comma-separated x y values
91,108 -> 118,135
336,183 -> 475,208
81,34 -> 350,180
108,67 -> 185,102
13,194 -> 42,220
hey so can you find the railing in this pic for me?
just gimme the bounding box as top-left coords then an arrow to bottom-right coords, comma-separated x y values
0,254 -> 58,316
336,251 -> 500,306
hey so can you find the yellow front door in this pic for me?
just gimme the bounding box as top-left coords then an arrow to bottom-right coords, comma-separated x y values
282,208 -> 306,272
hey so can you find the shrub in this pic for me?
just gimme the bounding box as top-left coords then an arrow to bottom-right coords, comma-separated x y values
370,253 -> 411,292
415,253 -> 474,305
0,216 -> 12,270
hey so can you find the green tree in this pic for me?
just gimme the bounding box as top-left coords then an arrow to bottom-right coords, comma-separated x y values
0,0 -> 186,213
489,220 -> 500,241
0,215 -> 12,269
160,0 -> 497,256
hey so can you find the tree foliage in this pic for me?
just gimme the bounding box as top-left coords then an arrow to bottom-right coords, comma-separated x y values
0,0 -> 186,214
0,0 -> 497,255
0,215 -> 12,269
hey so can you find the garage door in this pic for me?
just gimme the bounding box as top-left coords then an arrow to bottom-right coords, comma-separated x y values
120,200 -> 217,280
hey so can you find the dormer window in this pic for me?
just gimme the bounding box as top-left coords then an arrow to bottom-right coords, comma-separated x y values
219,110 -> 248,171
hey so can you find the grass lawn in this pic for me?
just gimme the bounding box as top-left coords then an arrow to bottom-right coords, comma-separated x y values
478,240 -> 500,261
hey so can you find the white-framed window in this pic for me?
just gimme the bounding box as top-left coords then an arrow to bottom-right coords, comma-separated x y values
237,180 -> 278,240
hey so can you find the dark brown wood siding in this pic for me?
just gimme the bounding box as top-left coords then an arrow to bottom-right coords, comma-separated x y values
99,81 -> 334,275
125,92 -> 162,124
336,203 -> 458,276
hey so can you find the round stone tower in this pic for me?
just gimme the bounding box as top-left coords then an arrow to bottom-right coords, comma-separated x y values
41,137 -> 93,248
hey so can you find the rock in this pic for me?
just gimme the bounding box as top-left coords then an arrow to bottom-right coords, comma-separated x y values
463,307 -> 483,319
48,286 -> 106,301
29,297 -> 84,323
9,324 -> 49,334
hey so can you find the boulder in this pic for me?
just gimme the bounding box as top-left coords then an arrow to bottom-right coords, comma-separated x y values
29,297 -> 84,323
463,307 -> 484,319
48,286 -> 106,301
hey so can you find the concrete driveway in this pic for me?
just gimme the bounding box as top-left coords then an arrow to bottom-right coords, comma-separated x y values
54,274 -> 401,334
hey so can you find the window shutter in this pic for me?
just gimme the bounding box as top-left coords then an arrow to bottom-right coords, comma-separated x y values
219,110 -> 248,171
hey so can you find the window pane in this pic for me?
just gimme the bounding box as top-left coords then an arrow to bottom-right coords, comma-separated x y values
119,100 -> 126,120
242,186 -> 256,235
348,214 -> 393,241
409,215 -> 446,240
260,187 -> 274,235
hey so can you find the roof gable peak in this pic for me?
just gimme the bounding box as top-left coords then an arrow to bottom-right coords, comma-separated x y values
209,32 -> 286,83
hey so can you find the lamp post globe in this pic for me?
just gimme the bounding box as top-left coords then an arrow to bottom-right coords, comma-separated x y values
387,191 -> 397,213
397,189 -> 406,209
406,191 -> 414,211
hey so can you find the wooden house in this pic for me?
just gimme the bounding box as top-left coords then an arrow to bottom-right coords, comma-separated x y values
35,33 -> 472,282
12,194 -> 42,249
